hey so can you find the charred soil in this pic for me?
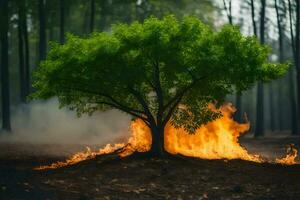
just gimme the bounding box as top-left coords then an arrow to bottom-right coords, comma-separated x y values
0,139 -> 300,200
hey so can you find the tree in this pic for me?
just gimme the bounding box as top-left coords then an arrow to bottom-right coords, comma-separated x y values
32,16 -> 287,156
59,0 -> 65,44
38,0 -> 46,61
18,0 -> 26,102
0,0 -> 11,131
255,0 -> 266,137
223,0 -> 243,123
287,0 -> 300,135
18,0 -> 30,102
90,0 -> 95,33
275,0 -> 298,134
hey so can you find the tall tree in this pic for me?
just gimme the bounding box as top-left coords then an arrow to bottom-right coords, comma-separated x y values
38,0 -> 46,61
99,0 -> 108,31
32,16 -> 287,156
288,0 -> 300,135
18,0 -> 30,102
0,0 -> 11,131
90,0 -> 95,33
274,0 -> 284,131
60,0 -> 65,44
255,0 -> 266,137
18,0 -> 26,102
223,0 -> 242,122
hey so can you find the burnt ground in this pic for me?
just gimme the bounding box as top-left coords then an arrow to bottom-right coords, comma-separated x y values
0,137 -> 300,200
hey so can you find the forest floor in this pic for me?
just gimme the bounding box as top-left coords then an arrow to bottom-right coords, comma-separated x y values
0,137 -> 300,200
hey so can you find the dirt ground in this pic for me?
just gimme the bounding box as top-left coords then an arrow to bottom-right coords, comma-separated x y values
0,137 -> 300,200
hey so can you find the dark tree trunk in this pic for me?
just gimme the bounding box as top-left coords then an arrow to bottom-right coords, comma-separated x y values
0,0 -> 11,131
90,0 -> 95,33
288,0 -> 300,135
23,5 -> 30,97
289,69 -> 298,135
38,0 -> 46,61
295,0 -> 300,120
275,0 -> 297,133
234,95 -> 242,122
149,125 -> 165,157
269,83 -> 275,131
99,0 -> 108,31
255,82 -> 264,137
18,1 -> 26,103
255,0 -> 266,137
223,0 -> 242,122
59,0 -> 65,44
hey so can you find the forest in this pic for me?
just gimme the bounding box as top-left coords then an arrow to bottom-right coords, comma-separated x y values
0,0 -> 300,199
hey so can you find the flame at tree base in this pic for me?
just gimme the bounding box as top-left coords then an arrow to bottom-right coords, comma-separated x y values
35,104 -> 298,170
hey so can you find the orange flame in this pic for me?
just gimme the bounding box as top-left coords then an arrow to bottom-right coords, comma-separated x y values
36,103 -> 298,170
275,144 -> 298,165
165,104 -> 261,162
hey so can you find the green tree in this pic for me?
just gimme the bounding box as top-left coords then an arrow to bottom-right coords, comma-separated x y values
32,16 -> 288,156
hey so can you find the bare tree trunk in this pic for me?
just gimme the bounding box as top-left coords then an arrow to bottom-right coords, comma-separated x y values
23,3 -> 30,97
38,0 -> 46,61
59,0 -> 65,44
99,0 -> 108,31
90,0 -> 95,33
288,0 -> 300,135
295,0 -> 300,123
289,69 -> 298,135
0,0 -> 11,131
269,83 -> 275,131
18,0 -> 26,103
223,0 -> 242,122
275,0 -> 298,133
255,0 -> 266,137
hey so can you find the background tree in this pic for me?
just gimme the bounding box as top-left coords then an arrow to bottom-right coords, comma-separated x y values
255,0 -> 266,137
38,0 -> 46,61
0,0 -> 11,131
223,0 -> 243,123
275,0 -> 298,134
59,0 -> 65,44
288,0 -> 300,135
32,16 -> 288,156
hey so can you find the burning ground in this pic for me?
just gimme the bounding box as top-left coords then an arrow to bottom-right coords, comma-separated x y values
0,140 -> 300,200
1,104 -> 300,199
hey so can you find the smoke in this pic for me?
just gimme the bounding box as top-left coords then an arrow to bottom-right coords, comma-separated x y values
0,98 -> 131,145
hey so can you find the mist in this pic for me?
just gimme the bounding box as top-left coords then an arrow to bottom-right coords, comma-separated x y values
0,98 -> 131,145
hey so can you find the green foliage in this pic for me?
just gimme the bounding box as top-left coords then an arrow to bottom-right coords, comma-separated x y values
32,15 -> 288,133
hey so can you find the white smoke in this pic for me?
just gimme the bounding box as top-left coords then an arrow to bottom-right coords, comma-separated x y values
0,98 -> 131,145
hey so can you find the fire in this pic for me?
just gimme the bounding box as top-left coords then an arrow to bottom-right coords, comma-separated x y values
36,103 -> 299,170
164,104 -> 261,162
35,119 -> 151,170
275,144 -> 298,165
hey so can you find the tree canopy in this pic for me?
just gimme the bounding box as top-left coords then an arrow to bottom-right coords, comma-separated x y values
32,15 -> 288,133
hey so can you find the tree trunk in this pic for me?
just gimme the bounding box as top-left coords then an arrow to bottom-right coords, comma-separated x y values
99,0 -> 108,31
0,0 -> 11,131
59,0 -> 65,44
90,0 -> 95,33
255,82 -> 264,137
234,94 -> 242,122
295,0 -> 300,118
255,0 -> 266,137
18,1 -> 26,103
149,125 -> 165,157
269,83 -> 275,131
23,4 -> 30,97
38,0 -> 46,61
289,69 -> 298,135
